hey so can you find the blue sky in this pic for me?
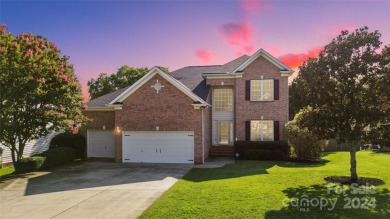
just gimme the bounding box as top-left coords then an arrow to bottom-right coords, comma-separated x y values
2,0 -> 389,100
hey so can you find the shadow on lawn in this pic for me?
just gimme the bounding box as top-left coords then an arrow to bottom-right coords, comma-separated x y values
276,159 -> 330,168
184,159 -> 329,182
264,184 -> 390,219
183,160 -> 274,182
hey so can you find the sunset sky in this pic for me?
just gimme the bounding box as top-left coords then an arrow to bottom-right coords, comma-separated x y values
1,0 -> 390,101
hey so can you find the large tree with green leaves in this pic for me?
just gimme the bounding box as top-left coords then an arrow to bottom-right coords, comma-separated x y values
0,25 -> 87,165
88,66 -> 169,99
290,27 -> 390,182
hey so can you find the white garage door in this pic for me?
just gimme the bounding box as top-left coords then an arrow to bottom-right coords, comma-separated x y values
88,130 -> 115,158
123,131 -> 194,164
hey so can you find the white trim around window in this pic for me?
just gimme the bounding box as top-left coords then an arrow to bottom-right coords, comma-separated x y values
250,120 -> 274,141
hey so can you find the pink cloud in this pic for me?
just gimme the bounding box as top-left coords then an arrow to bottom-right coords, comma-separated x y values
263,45 -> 283,56
278,47 -> 323,69
218,0 -> 274,56
195,49 -> 215,64
220,21 -> 252,45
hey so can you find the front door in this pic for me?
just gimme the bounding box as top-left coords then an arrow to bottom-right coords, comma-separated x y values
214,120 -> 234,146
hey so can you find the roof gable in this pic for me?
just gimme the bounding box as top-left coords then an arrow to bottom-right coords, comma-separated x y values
109,67 -> 208,105
232,49 -> 294,76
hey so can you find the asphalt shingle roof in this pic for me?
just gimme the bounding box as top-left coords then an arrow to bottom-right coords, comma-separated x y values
204,55 -> 250,73
169,65 -> 220,101
87,86 -> 129,107
87,55 -> 250,106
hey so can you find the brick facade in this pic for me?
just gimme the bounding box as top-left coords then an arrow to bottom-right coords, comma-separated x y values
114,74 -> 203,163
83,53 -> 289,163
80,111 -> 115,136
206,56 -> 288,143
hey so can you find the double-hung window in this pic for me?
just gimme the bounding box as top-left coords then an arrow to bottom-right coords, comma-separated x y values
251,120 -> 274,141
250,80 -> 274,101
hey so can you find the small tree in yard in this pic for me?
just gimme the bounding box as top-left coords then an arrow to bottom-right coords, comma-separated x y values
284,114 -> 323,161
0,25 -> 87,166
291,27 -> 390,182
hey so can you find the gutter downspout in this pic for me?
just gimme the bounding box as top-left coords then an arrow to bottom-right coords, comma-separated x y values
202,108 -> 205,164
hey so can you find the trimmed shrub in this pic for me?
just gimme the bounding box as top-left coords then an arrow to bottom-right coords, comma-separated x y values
235,141 -> 289,160
284,121 -> 323,161
34,147 -> 76,170
14,157 -> 45,173
50,133 -> 86,159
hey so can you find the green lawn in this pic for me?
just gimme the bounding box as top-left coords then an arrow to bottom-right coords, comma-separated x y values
0,167 -> 14,177
140,152 -> 390,219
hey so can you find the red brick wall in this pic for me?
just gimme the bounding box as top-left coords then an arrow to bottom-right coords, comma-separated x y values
114,73 -> 203,163
235,56 -> 289,141
80,111 -> 115,136
206,78 -> 236,86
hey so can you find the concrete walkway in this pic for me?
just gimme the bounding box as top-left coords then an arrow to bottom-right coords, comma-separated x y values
194,157 -> 235,168
0,161 -> 192,219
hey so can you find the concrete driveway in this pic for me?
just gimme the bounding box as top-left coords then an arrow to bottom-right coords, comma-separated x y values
0,161 -> 192,219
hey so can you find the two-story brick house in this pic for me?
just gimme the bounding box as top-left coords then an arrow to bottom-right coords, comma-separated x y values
82,49 -> 293,164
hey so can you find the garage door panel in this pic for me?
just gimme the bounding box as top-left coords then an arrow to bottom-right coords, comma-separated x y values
123,131 -> 194,164
88,130 -> 115,158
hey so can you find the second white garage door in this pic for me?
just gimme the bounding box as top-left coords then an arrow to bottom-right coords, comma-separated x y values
123,131 -> 194,164
87,130 -> 115,158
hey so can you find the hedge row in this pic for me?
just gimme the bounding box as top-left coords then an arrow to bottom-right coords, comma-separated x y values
50,133 -> 86,159
14,147 -> 76,173
235,141 -> 290,161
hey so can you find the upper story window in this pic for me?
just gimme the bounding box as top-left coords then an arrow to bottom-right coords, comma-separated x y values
250,80 -> 274,101
251,120 -> 274,141
213,88 -> 233,112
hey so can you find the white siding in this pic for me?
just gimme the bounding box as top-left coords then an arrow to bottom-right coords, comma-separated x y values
0,130 -> 63,164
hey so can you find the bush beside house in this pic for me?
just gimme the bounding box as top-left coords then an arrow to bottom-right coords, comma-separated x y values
284,120 -> 324,161
13,133 -> 83,173
50,133 -> 86,159
14,147 -> 76,173
235,141 -> 290,161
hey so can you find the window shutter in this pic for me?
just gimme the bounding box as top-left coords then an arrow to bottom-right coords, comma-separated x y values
274,79 -> 279,100
245,121 -> 251,141
274,121 -> 279,141
245,80 -> 250,101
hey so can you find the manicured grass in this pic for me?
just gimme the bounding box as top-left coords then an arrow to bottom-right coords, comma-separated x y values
0,167 -> 15,177
140,152 -> 390,219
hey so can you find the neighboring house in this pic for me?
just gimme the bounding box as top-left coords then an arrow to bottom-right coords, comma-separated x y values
0,130 -> 62,166
82,49 -> 293,164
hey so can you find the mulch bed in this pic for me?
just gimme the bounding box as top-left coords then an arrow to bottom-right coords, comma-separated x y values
325,176 -> 385,186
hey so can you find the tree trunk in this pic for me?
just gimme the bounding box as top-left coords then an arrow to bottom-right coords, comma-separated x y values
17,142 -> 25,162
11,145 -> 16,165
350,145 -> 358,183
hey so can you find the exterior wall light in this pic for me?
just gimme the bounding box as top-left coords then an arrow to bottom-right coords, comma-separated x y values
116,126 -> 121,133
156,126 -> 160,131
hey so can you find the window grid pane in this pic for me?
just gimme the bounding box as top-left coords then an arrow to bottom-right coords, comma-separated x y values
214,89 -> 233,111
250,80 -> 273,101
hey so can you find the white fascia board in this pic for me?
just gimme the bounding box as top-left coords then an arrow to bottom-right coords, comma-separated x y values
83,105 -> 122,111
202,73 -> 243,79
232,48 -> 294,75
109,67 -> 207,105
192,103 -> 210,109
281,71 -> 294,76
